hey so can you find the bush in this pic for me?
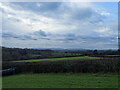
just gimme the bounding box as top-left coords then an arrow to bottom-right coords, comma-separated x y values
2,57 -> 120,76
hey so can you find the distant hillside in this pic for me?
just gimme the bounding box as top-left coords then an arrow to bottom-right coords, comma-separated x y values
2,47 -> 54,61
2,46 -> 119,61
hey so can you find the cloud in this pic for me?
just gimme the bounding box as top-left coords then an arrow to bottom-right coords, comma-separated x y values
33,30 -> 47,37
2,30 -> 51,41
56,33 -> 77,42
2,32 -> 37,40
13,2 -> 62,12
1,2 -> 118,49
10,2 -> 62,18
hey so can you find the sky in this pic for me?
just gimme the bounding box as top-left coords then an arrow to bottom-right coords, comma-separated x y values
0,2 -> 118,49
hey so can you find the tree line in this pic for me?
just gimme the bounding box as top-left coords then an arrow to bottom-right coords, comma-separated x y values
2,47 -> 53,61
2,47 -> 120,61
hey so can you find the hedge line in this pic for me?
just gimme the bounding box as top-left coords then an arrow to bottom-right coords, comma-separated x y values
2,58 -> 120,75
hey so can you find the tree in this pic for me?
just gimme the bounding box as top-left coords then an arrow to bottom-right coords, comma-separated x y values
93,49 -> 98,55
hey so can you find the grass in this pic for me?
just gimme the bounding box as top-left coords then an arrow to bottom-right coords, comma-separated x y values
51,52 -> 81,56
30,54 -> 42,57
30,53 -> 81,58
2,73 -> 118,88
105,55 -> 120,56
16,56 -> 101,62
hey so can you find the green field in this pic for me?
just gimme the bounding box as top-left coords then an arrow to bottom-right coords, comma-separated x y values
105,55 -> 120,56
30,54 -> 42,57
30,52 -> 81,58
2,73 -> 118,88
16,56 -> 101,62
51,52 -> 81,56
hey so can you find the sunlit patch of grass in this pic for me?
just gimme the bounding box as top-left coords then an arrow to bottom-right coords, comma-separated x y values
16,56 -> 101,62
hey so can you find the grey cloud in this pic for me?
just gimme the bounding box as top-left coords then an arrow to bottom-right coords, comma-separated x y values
7,17 -> 21,23
33,30 -> 47,37
1,2 -> 117,49
11,2 -> 62,18
21,35 -> 37,40
2,32 -> 37,40
51,33 -> 78,42
63,33 -> 77,41
41,38 -> 50,40
80,36 -> 117,43
2,33 -> 14,38
57,3 -> 107,24
9,2 -> 108,24
53,32 -> 117,43
75,10 -> 105,24
2,30 -> 50,41
70,8 -> 95,20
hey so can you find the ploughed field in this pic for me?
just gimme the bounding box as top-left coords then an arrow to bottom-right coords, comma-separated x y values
16,56 -> 101,62
2,73 -> 118,88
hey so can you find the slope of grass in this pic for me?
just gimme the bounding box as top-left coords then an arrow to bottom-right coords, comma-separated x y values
2,73 -> 118,88
105,55 -> 120,56
16,56 -> 101,62
51,52 -> 81,56
30,54 -> 42,57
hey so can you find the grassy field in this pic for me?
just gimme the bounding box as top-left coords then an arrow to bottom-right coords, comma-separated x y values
16,56 -> 101,62
30,52 -> 81,58
51,52 -> 81,56
105,55 -> 120,56
30,54 -> 42,57
2,73 -> 118,88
